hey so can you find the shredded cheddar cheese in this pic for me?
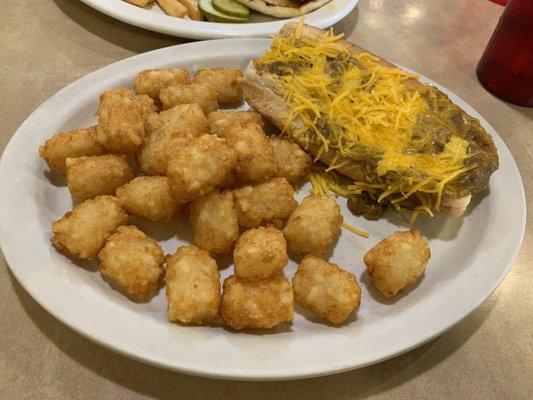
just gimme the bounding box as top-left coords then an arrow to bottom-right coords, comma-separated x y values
342,222 -> 369,238
259,25 -> 472,219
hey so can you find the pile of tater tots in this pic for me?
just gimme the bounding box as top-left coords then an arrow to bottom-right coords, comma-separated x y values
39,67 -> 431,330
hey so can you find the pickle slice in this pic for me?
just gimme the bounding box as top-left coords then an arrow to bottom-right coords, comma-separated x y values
213,0 -> 250,18
199,0 -> 249,22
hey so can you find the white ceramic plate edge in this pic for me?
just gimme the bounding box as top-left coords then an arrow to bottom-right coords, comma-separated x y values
78,0 -> 359,39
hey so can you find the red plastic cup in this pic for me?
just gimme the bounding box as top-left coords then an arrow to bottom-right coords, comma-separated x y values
477,0 -> 533,107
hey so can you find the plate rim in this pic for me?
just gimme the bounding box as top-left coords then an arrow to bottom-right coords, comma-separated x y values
0,38 -> 526,380
77,0 -> 359,40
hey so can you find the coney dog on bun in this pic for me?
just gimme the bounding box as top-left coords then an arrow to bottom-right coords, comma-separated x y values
242,23 -> 498,219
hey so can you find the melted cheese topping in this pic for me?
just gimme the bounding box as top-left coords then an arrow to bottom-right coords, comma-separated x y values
259,24 -> 471,216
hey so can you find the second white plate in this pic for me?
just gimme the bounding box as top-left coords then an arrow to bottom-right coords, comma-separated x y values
0,38 -> 525,380
79,0 -> 359,39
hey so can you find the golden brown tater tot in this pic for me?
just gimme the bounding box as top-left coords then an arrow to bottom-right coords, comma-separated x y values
166,246 -> 221,324
194,68 -> 243,105
363,230 -> 430,297
160,83 -> 218,114
98,225 -> 165,300
66,154 -> 133,201
39,126 -> 105,174
293,255 -> 361,324
51,196 -> 128,260
133,68 -> 191,101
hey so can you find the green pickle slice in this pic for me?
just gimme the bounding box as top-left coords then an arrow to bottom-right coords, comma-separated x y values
199,0 -> 249,22
213,0 -> 250,18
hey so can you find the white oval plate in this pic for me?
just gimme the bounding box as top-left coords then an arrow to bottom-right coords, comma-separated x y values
79,0 -> 358,40
0,39 -> 525,380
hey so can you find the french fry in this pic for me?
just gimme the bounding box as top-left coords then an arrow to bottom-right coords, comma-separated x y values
124,0 -> 153,7
178,0 -> 204,20
156,0 -> 187,17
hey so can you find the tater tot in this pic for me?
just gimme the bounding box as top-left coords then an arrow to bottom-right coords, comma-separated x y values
167,135 -> 237,203
51,195 -> 128,260
224,123 -> 278,184
166,246 -> 221,324
234,226 -> 288,281
270,137 -> 312,183
137,104 -> 206,175
189,191 -> 239,254
136,94 -> 159,117
220,275 -> 293,330
98,225 -> 164,300
133,68 -> 191,101
363,230 -> 430,297
207,110 -> 263,137
159,83 -> 218,114
163,131 -> 195,166
233,177 -> 297,229
283,194 -> 343,257
221,168 -> 237,190
194,68 -> 243,105
66,154 -> 133,201
96,88 -> 157,153
116,176 -> 181,221
293,255 -> 361,325
137,129 -> 171,176
39,126 -> 106,175
145,103 -> 206,138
